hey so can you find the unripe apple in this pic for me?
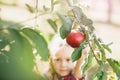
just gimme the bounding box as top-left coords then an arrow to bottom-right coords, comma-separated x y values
66,30 -> 86,48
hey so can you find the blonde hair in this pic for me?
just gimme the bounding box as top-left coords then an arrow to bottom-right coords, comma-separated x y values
48,34 -> 72,57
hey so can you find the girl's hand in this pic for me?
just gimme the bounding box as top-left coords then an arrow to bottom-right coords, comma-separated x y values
74,45 -> 90,78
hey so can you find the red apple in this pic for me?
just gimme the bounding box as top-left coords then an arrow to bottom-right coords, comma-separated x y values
66,30 -> 86,48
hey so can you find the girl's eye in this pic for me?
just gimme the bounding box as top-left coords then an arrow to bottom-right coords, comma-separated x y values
55,58 -> 60,61
66,58 -> 70,62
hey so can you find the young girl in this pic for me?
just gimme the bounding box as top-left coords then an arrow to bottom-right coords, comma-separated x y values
45,34 -> 87,80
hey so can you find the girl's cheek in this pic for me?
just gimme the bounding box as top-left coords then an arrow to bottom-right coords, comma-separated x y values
53,60 -> 61,66
68,63 -> 74,69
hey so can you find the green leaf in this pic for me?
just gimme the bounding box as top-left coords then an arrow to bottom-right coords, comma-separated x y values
71,41 -> 87,62
47,19 -> 58,32
0,33 -> 9,50
98,60 -> 104,69
25,4 -> 35,13
72,6 -> 84,22
0,50 -> 9,63
101,71 -> 107,80
94,37 -> 106,62
95,71 -> 103,80
0,28 -> 36,80
53,0 -> 60,5
8,28 -> 34,67
51,0 -> 60,11
60,24 -> 70,39
0,19 -> 23,29
43,5 -> 50,11
21,28 -> 50,61
94,71 -> 107,80
71,47 -> 83,62
81,52 -> 94,73
102,44 -> 112,53
107,58 -> 120,78
57,13 -> 73,39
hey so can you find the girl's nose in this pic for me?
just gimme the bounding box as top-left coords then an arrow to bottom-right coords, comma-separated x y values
61,61 -> 67,67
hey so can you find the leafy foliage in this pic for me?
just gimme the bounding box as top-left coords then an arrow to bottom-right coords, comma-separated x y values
71,41 -> 88,62
81,52 -> 94,73
21,28 -> 49,61
0,0 -> 120,80
107,58 -> 120,79
0,26 -> 50,79
47,19 -> 58,32
25,4 -> 36,13
94,70 -> 107,80
56,3 -> 119,80
57,13 -> 73,39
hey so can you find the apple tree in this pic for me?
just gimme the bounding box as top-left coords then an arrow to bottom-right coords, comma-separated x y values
47,0 -> 120,80
0,0 -> 120,80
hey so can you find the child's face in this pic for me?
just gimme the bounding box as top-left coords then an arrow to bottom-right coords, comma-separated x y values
51,46 -> 74,76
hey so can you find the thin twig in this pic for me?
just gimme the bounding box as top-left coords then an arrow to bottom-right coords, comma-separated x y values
88,42 -> 100,64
